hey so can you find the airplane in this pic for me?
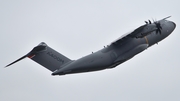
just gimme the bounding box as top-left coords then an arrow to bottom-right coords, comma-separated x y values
5,16 -> 176,76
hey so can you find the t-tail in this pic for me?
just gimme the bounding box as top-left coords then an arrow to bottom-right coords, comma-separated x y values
5,42 -> 72,72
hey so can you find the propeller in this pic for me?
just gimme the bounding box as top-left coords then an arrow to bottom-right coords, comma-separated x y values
145,21 -> 148,24
144,16 -> 172,35
148,20 -> 152,24
145,18 -> 162,34
154,16 -> 171,34
145,20 -> 152,24
154,21 -> 162,34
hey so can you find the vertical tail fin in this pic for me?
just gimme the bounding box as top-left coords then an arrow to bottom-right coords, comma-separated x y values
5,42 -> 72,72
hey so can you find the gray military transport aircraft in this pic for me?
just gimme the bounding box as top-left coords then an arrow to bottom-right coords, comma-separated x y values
5,16 -> 176,76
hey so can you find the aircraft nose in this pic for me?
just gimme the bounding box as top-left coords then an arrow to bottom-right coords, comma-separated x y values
171,21 -> 176,29
168,20 -> 176,32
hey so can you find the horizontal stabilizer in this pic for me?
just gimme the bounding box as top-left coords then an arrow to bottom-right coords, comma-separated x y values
5,55 -> 27,67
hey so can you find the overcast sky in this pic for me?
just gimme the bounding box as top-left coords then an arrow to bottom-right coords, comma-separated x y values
0,0 -> 180,101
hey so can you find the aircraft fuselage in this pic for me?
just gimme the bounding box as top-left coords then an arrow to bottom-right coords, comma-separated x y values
5,17 -> 176,76
52,19 -> 176,75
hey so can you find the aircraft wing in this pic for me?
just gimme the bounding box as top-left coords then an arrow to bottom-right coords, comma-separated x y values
111,24 -> 147,45
111,23 -> 158,45
123,16 -> 171,39
111,33 -> 132,45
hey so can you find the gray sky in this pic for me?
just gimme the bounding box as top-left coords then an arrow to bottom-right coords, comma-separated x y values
0,0 -> 180,101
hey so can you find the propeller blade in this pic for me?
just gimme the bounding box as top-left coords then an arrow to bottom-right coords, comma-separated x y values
155,28 -> 161,34
159,29 -> 162,34
148,20 -> 151,24
154,21 -> 162,35
157,28 -> 161,34
156,29 -> 158,34
145,21 -> 148,24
